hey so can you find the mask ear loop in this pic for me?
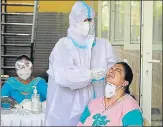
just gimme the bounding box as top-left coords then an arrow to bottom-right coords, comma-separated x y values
115,86 -> 124,95
115,81 -> 127,95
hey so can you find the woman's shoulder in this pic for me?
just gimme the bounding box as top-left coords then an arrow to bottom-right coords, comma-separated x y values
124,94 -> 139,105
122,94 -> 141,114
121,95 -> 143,126
5,77 -> 16,81
34,77 -> 47,85
4,77 -> 17,84
2,77 -> 19,89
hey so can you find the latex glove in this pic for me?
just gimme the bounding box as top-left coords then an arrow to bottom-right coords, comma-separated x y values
91,68 -> 106,80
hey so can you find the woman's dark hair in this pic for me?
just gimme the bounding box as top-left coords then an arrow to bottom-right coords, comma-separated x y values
16,54 -> 32,63
116,62 -> 133,95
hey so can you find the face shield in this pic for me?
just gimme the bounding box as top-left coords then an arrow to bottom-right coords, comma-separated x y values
15,59 -> 33,80
87,19 -> 95,35
15,59 -> 33,70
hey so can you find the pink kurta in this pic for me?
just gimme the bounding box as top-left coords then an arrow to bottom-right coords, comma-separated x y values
77,94 -> 143,126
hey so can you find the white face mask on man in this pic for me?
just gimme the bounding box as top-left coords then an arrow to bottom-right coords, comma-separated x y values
76,22 -> 89,36
76,21 -> 95,36
16,68 -> 32,80
105,82 -> 123,98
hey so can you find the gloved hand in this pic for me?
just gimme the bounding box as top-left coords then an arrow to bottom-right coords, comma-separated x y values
90,68 -> 106,80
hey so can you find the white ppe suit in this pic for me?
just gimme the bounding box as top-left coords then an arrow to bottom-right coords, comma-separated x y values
45,1 -> 117,126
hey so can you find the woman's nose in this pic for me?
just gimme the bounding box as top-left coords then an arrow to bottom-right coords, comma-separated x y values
109,68 -> 114,73
106,70 -> 111,77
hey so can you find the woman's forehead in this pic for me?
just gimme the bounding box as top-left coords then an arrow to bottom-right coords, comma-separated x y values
18,58 -> 30,63
114,64 -> 123,69
112,64 -> 125,73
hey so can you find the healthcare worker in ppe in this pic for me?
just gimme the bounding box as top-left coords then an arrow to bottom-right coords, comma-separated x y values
45,1 -> 117,126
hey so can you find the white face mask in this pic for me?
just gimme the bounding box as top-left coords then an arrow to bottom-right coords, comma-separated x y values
105,82 -> 123,98
17,68 -> 32,80
76,22 -> 89,36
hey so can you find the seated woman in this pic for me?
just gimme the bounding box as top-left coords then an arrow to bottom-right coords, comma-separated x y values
77,62 -> 143,126
1,54 -> 48,107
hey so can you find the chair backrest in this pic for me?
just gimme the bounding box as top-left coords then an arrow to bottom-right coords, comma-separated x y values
143,118 -> 150,126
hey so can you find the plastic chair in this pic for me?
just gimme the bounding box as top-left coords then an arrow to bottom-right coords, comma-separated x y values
144,118 -> 150,126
